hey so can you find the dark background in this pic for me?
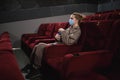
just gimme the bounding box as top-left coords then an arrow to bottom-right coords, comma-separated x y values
0,0 -> 120,23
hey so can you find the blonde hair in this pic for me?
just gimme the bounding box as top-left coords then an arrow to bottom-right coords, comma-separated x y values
71,12 -> 85,26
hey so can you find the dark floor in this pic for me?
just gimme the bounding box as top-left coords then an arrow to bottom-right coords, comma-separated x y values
13,48 -> 42,80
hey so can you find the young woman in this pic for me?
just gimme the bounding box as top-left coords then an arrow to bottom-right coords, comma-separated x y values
22,12 -> 84,79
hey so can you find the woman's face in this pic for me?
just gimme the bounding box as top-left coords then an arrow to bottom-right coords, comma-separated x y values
70,14 -> 78,25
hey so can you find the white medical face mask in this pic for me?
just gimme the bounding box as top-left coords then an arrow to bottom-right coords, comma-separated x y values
69,19 -> 74,26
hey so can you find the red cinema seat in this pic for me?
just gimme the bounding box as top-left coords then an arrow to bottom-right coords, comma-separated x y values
28,22 -> 69,50
0,51 -> 25,80
24,23 -> 55,44
42,20 -> 120,80
47,50 -> 112,80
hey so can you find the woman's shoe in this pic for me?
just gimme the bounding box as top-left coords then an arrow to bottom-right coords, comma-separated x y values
21,64 -> 31,73
25,68 -> 42,79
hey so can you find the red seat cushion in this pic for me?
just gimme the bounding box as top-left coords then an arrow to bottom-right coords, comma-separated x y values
0,42 -> 12,51
0,51 -> 24,80
84,20 -> 114,51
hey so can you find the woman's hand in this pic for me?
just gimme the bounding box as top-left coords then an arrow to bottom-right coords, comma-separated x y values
58,28 -> 65,32
55,33 -> 61,41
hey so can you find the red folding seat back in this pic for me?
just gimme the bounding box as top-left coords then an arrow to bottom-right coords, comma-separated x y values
1,32 -> 9,35
115,9 -> 120,12
0,32 -> 12,51
52,22 -> 69,37
24,23 -> 55,44
108,12 -> 120,20
26,23 -> 54,40
81,21 -> 100,51
82,15 -> 93,21
83,20 -> 114,51
21,23 -> 50,41
99,13 -> 109,20
0,32 -> 10,41
98,20 -> 114,48
95,20 -> 120,59
44,23 -> 55,38
90,14 -> 101,20
0,42 -> 12,51
0,32 -> 9,38
104,20 -> 120,51
107,19 -> 120,61
37,23 -> 48,36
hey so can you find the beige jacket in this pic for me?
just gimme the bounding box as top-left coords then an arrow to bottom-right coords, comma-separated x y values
60,26 -> 81,45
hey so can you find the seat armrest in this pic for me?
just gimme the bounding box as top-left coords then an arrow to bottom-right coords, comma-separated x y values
21,33 -> 39,41
47,50 -> 112,77
61,50 -> 113,76
0,40 -> 10,42
22,33 -> 38,38
34,38 -> 55,44
44,44 -> 83,59
27,36 -> 51,43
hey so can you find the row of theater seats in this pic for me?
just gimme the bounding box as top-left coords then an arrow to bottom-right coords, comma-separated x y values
83,9 -> 120,21
0,32 -> 24,80
21,22 -> 69,56
21,9 -> 120,80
